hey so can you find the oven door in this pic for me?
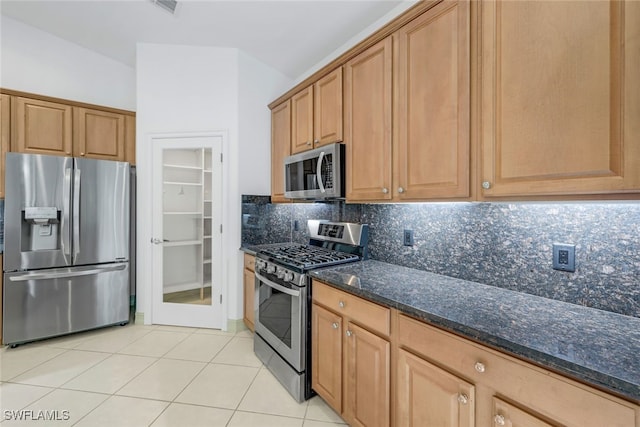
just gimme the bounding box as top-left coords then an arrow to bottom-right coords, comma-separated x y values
254,271 -> 306,372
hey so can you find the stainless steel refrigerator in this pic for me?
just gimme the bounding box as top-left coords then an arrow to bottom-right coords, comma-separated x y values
3,153 -> 130,346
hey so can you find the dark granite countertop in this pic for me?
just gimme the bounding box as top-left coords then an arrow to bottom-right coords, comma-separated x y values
309,260 -> 640,403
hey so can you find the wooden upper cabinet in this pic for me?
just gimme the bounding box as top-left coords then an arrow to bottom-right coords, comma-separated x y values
271,100 -> 291,203
345,37 -> 393,201
11,96 -> 73,156
314,68 -> 343,148
480,0 -> 640,197
125,114 -> 136,165
394,0 -> 470,200
0,95 -> 9,198
74,107 -> 125,161
291,86 -> 314,154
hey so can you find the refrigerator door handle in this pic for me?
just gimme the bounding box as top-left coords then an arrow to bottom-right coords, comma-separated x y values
8,263 -> 127,282
62,168 -> 72,261
73,167 -> 81,264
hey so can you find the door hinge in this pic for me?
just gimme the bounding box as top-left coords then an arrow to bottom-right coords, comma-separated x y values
219,295 -> 222,304
220,153 -> 223,163
220,224 -> 223,233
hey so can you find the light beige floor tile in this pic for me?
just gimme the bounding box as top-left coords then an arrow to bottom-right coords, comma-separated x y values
175,363 -> 259,409
2,389 -> 108,427
117,330 -> 190,357
0,347 -> 66,381
228,411 -> 303,427
73,395 -> 168,427
194,328 -> 236,337
74,325 -> 153,353
163,333 -> 232,362
235,329 -> 253,338
61,354 -> 156,394
302,421 -> 348,427
154,325 -> 198,333
238,368 -> 308,418
305,396 -> 345,423
116,358 -> 204,401
0,383 -> 53,412
211,337 -> 262,367
150,403 -> 233,427
11,350 -> 109,387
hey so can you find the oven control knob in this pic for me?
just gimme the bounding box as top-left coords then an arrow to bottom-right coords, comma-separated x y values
284,272 -> 295,282
266,265 -> 276,274
276,269 -> 285,279
256,260 -> 265,270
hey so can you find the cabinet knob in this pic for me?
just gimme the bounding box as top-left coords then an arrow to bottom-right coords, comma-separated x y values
457,394 -> 469,405
314,139 -> 319,144
338,301 -> 345,308
398,187 -> 405,193
482,181 -> 491,189
382,187 -> 389,194
494,414 -> 506,426
306,141 -> 312,146
474,362 -> 486,373
332,322 -> 339,329
345,330 -> 352,337
80,152 -> 85,156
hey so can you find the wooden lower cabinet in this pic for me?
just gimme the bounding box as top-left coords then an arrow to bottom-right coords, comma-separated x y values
0,254 -> 3,344
243,254 -> 255,332
311,280 -> 391,427
492,397 -> 554,427
344,321 -> 390,427
311,303 -> 343,412
397,349 -> 475,427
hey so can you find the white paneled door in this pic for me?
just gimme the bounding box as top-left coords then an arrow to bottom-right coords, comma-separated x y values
151,134 -> 223,328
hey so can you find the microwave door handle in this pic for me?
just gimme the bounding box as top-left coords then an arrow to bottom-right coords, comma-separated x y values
316,151 -> 326,193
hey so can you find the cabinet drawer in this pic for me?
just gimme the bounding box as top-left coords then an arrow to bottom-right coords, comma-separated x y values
243,254 -> 255,272
312,280 -> 390,337
398,314 -> 637,427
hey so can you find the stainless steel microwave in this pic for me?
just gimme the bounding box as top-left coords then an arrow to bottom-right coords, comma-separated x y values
284,143 -> 345,199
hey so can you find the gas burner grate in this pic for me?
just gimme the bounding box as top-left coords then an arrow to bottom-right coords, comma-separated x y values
260,244 -> 359,270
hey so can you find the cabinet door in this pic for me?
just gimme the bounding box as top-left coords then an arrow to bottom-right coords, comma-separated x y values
291,87 -> 314,154
75,108 -> 125,161
0,95 -> 9,198
11,97 -> 72,156
271,100 -> 291,203
125,114 -> 136,165
311,303 -> 343,413
493,397 -> 553,427
345,38 -> 393,201
395,0 -> 470,200
480,0 -> 640,197
243,267 -> 255,332
314,68 -> 343,147
397,349 -> 475,427
344,321 -> 390,427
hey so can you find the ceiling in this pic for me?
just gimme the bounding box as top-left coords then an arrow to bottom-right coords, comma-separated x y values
0,0 -> 410,80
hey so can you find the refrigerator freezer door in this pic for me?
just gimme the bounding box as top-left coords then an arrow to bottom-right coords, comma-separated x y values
73,158 -> 130,266
3,153 -> 73,271
2,263 -> 129,345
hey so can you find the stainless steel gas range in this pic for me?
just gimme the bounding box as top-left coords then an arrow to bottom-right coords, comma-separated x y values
253,220 -> 369,402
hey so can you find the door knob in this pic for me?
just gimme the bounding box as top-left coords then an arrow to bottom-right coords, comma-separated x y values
151,238 -> 168,244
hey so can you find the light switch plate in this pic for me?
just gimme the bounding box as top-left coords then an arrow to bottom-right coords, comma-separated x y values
553,243 -> 575,272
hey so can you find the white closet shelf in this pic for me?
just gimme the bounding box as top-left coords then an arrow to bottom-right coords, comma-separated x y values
203,235 -> 212,239
204,169 -> 212,173
203,259 -> 212,264
163,181 -> 202,186
164,211 -> 202,216
164,240 -> 202,247
163,164 -> 202,170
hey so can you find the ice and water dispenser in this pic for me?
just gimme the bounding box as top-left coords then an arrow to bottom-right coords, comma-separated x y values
22,207 -> 61,251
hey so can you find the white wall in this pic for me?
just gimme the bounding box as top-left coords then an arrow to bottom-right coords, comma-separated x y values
293,1 -> 416,86
0,16 -> 135,110
136,43 -> 291,328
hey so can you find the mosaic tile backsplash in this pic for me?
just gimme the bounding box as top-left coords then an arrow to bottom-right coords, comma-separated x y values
241,196 -> 640,318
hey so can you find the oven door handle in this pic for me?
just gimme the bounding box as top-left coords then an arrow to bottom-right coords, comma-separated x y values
255,272 -> 301,297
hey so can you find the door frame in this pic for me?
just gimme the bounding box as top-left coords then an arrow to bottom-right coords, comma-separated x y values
140,130 -> 229,330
